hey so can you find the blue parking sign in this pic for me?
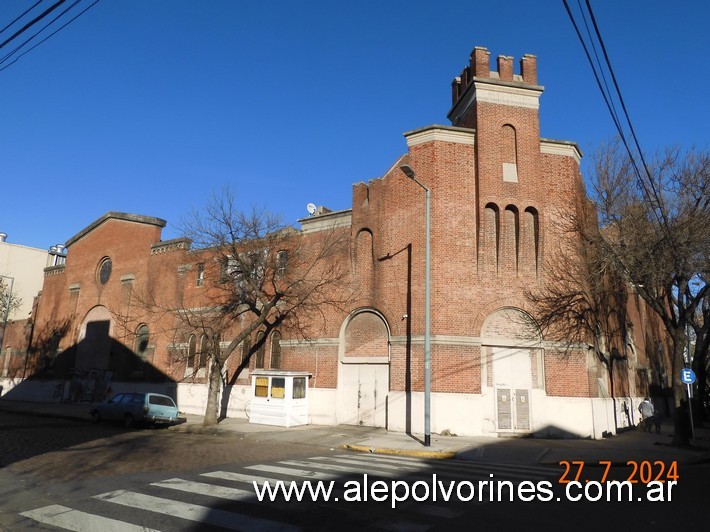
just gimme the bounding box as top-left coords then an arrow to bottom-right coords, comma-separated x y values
681,368 -> 696,384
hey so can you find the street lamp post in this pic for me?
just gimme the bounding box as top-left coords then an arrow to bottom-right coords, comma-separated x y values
0,274 -> 14,357
399,164 -> 431,447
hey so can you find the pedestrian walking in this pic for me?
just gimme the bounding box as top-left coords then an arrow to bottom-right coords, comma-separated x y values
638,397 -> 654,433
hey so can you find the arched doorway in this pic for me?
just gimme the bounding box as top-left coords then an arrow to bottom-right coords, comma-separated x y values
338,310 -> 390,427
76,306 -> 113,373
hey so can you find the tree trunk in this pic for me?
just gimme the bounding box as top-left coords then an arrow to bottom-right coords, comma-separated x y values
203,356 -> 222,426
692,324 -> 708,423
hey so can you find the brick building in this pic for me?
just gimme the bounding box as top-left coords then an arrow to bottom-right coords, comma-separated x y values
7,46 -> 668,438
0,233 -> 65,382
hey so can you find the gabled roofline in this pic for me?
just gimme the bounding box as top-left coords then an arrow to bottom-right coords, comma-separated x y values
65,212 -> 167,247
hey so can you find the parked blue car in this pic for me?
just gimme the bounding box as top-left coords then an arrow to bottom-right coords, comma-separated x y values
90,392 -> 180,428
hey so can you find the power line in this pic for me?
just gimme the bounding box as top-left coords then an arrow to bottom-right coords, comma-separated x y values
583,0 -> 667,225
0,0 -> 67,50
563,0 -> 670,232
0,0 -> 100,72
0,0 -> 44,35
0,0 -> 100,71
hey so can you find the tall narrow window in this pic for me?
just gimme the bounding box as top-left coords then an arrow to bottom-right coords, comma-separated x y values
255,331 -> 265,368
135,325 -> 150,360
187,334 -> 197,371
523,207 -> 539,274
276,250 -> 288,277
199,334 -> 210,369
503,205 -> 519,273
196,263 -> 205,287
501,124 -> 518,182
483,203 -> 500,272
241,336 -> 251,366
270,331 -> 282,369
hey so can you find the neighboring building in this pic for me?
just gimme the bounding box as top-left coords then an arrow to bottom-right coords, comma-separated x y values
0,232 -> 65,381
7,46 -> 670,438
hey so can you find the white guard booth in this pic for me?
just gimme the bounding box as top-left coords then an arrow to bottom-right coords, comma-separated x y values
249,370 -> 311,427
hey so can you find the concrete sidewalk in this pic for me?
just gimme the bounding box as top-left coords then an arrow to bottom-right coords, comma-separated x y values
1,398 -> 708,466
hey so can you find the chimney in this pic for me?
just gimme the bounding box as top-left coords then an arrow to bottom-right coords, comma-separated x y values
0,232 -> 6,243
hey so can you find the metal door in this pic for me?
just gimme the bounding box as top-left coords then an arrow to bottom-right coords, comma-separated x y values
341,363 -> 388,427
493,348 -> 532,431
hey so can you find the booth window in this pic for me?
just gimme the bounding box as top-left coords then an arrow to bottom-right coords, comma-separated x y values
293,377 -> 306,399
255,377 -> 269,397
271,377 -> 285,398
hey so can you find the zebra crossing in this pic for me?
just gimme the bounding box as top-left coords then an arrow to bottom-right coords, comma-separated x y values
19,453 -> 558,531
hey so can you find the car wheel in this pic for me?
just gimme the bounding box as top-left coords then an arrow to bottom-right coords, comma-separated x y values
124,414 -> 134,428
90,411 -> 100,424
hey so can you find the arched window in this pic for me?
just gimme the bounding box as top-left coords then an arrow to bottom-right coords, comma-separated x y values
255,331 -> 266,368
483,203 -> 500,272
501,124 -> 518,182
523,207 -> 539,273
503,205 -> 519,272
276,250 -> 288,277
196,263 -> 205,287
241,336 -> 251,366
187,334 -> 197,370
270,331 -> 282,369
199,334 -> 210,369
97,257 -> 113,285
135,324 -> 150,360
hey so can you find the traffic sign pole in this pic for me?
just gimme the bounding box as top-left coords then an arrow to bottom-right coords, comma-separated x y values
681,368 -> 696,442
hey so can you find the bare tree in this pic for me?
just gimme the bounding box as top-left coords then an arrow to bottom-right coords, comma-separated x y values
0,277 -> 22,355
0,277 -> 22,324
151,188 -> 354,425
532,139 -> 708,445
525,196 -> 640,432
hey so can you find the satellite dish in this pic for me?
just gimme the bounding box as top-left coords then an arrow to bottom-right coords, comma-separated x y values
306,203 -> 317,216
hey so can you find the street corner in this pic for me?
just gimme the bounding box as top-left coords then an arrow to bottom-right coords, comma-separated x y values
339,443 -> 457,460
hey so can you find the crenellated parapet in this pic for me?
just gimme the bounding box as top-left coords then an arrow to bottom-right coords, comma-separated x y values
451,46 -> 539,106
150,237 -> 191,255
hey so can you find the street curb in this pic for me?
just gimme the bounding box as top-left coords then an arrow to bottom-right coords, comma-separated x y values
340,443 -> 456,459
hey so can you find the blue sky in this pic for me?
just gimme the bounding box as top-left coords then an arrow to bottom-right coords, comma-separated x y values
1,1 -> 708,250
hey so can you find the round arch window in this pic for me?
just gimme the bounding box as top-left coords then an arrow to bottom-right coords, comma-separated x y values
98,257 -> 112,285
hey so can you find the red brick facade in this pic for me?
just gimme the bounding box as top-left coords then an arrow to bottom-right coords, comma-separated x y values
8,45 -> 669,437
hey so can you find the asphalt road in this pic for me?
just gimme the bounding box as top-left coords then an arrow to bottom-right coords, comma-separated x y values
1,411 -> 707,530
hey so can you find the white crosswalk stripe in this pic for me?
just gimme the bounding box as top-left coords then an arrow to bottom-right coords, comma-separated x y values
18,452 -> 558,531
246,463 -> 340,479
152,477 -> 255,500
94,489 -> 298,531
20,504 -> 160,532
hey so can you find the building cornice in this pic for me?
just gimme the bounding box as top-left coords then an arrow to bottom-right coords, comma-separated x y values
403,125 -> 475,148
540,139 -> 583,166
298,210 -> 352,234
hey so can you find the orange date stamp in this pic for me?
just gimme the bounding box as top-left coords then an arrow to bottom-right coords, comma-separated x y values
558,460 -> 679,484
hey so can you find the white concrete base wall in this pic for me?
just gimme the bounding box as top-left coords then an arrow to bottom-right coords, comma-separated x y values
2,376 -> 645,440
308,388 -> 338,425
383,391 -> 485,436
0,378 -> 177,403
177,383 -> 211,416
0,377 -> 55,400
